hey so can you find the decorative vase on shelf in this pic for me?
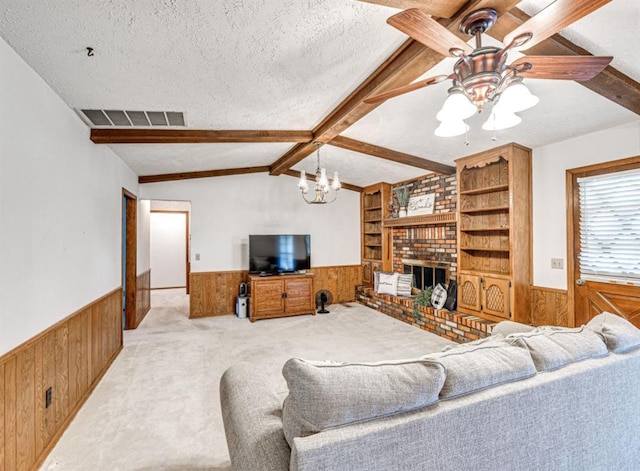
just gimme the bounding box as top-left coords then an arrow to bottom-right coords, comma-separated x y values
393,184 -> 411,218
399,207 -> 408,218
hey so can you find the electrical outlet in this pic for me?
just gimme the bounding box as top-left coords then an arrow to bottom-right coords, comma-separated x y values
46,387 -> 52,408
551,258 -> 564,270
195,253 -> 200,261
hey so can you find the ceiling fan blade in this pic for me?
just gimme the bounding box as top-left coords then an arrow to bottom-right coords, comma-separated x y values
504,0 -> 612,51
364,74 -> 450,104
358,0 -> 465,19
388,9 -> 473,57
511,56 -> 613,81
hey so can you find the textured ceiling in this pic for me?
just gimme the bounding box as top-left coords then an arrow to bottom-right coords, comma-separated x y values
1,0 -> 638,188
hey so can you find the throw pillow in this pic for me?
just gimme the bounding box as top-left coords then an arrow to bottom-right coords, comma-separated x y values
507,326 -> 608,371
396,273 -> 414,297
281,358 -> 445,446
422,338 -> 536,399
377,272 -> 399,296
431,283 -> 447,309
587,311 -> 640,353
373,270 -> 394,293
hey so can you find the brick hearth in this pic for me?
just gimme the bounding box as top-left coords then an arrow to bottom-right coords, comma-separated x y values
356,286 -> 495,343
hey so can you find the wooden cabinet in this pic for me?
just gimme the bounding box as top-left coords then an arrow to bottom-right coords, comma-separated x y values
361,183 -> 392,285
456,143 -> 532,323
249,273 -> 315,322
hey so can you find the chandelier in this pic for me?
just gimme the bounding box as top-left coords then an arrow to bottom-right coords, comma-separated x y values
297,142 -> 341,204
434,10 -> 539,137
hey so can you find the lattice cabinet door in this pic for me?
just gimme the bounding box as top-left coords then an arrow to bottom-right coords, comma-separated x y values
458,273 -> 481,312
482,276 -> 510,319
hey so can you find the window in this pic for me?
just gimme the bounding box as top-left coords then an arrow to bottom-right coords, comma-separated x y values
578,168 -> 640,283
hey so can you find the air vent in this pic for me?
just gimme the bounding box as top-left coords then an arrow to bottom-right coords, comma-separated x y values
78,109 -> 186,128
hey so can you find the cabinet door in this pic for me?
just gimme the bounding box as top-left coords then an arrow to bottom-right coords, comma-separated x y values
482,276 -> 510,319
253,279 -> 285,316
362,261 -> 373,285
458,273 -> 481,312
285,278 -> 314,314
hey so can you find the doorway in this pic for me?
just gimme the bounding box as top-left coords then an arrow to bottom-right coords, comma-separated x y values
150,210 -> 190,293
567,155 -> 640,327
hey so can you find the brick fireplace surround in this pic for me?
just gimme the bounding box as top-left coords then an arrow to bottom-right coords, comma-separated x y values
357,173 -> 496,343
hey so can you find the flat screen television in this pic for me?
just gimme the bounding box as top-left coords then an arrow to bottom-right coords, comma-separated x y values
249,234 -> 311,274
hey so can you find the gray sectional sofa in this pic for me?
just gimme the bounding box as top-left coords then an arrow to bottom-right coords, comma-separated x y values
220,313 -> 640,470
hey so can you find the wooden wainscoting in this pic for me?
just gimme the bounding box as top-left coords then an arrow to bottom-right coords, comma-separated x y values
190,271 -> 248,318
309,265 -> 362,303
189,265 -> 363,318
135,270 -> 151,327
531,286 -> 569,327
0,288 -> 122,471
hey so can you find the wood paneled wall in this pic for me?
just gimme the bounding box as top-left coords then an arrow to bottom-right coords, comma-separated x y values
531,286 -> 569,327
309,265 -> 361,303
135,270 -> 151,328
0,288 -> 122,471
189,265 -> 362,318
190,271 -> 248,318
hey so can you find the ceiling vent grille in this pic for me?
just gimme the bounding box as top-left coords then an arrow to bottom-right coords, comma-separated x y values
79,109 -> 186,127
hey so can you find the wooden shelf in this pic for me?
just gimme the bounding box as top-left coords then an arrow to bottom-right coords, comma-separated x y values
365,244 -> 382,247
460,206 -> 509,214
461,227 -> 510,232
383,211 -> 456,228
459,183 -> 509,196
364,205 -> 383,210
460,246 -> 510,252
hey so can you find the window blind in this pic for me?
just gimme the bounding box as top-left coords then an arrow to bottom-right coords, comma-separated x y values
578,168 -> 640,283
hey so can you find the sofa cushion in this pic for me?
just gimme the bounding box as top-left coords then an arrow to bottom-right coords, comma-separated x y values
587,312 -> 640,353
281,357 -> 445,446
422,338 -> 536,399
491,320 -> 535,337
507,326 -> 608,371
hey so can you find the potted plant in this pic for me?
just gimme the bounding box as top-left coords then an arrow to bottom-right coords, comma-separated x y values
394,184 -> 411,217
412,286 -> 433,319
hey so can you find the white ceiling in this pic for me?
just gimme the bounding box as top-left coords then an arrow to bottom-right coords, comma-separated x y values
1,0 -> 638,187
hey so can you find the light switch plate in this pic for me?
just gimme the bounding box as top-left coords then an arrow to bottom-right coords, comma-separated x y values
195,253 -> 200,261
551,258 -> 564,269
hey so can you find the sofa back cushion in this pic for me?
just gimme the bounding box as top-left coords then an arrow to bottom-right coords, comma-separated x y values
587,311 -> 640,353
281,358 -> 445,446
422,338 -> 537,399
507,326 -> 608,371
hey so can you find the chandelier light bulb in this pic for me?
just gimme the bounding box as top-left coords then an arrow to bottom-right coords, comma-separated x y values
434,119 -> 469,137
437,90 -> 477,122
331,171 -> 341,191
319,168 -> 329,189
298,170 -> 308,192
498,82 -> 539,113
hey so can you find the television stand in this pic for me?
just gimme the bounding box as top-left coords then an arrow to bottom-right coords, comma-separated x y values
249,273 -> 315,322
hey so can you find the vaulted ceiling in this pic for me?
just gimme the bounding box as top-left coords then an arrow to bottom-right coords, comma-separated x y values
1,0 -> 638,190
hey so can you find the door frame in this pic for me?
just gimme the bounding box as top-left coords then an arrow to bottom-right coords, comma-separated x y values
566,155 -> 640,326
150,209 -> 191,294
122,189 -> 138,330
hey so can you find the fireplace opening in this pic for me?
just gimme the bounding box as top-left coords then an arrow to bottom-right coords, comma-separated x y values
402,259 -> 449,292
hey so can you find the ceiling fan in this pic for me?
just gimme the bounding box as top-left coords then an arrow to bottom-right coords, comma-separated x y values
361,0 -> 614,136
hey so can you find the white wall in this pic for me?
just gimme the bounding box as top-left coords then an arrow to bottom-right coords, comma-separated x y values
0,37 -> 139,355
137,199 -> 151,274
532,120 -> 640,290
140,173 -> 361,271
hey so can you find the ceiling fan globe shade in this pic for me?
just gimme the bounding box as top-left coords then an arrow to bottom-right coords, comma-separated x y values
498,82 -> 539,112
434,119 -> 469,137
437,91 -> 477,121
482,108 -> 522,131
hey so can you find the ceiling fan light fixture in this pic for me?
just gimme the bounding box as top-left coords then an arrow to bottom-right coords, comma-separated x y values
435,119 -> 469,137
437,88 -> 476,121
498,81 -> 539,113
482,108 -> 522,131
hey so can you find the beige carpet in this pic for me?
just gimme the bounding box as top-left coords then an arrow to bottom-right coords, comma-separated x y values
39,289 -> 453,471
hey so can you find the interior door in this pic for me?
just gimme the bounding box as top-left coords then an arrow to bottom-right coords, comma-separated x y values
567,156 -> 640,328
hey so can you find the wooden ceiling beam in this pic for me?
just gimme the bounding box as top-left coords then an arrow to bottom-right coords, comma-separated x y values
139,166 -> 270,184
91,129 -> 313,144
329,136 -> 455,175
489,8 -> 640,115
269,0 -> 524,176
282,169 -> 363,193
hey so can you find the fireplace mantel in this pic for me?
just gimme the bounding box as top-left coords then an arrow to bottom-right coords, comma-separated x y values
383,211 -> 456,228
